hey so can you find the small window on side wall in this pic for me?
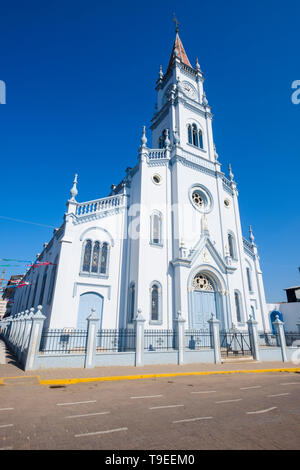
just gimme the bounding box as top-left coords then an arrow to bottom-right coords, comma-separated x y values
234,291 -> 242,323
150,212 -> 163,246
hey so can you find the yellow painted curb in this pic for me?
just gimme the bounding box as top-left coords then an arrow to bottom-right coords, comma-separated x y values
38,367 -> 300,386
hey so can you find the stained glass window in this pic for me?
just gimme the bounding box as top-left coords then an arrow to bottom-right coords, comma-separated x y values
128,283 -> 135,323
199,130 -> 203,149
235,291 -> 242,322
82,240 -> 92,272
91,241 -> 100,273
151,284 -> 159,321
192,124 -> 198,147
100,242 -> 108,274
188,125 -> 192,144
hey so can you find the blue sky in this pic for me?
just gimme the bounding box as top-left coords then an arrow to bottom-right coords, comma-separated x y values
0,0 -> 299,301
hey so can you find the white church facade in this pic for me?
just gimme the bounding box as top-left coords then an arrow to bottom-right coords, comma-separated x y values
12,31 -> 270,334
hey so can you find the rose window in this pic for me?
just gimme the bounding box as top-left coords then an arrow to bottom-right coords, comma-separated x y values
193,273 -> 214,291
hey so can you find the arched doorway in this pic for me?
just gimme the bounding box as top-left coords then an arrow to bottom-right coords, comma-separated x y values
77,292 -> 103,330
191,273 -> 217,329
270,310 -> 283,334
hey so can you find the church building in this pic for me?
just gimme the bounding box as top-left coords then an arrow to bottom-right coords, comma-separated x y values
12,29 -> 270,334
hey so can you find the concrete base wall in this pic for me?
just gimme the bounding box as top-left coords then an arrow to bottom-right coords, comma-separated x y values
259,347 -> 282,362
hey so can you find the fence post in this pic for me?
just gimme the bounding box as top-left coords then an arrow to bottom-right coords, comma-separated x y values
24,305 -> 46,370
84,308 -> 99,369
207,313 -> 221,364
273,315 -> 287,362
175,311 -> 186,365
247,314 -> 260,361
134,308 -> 145,367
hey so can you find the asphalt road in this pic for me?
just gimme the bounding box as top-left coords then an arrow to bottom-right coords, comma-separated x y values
0,371 -> 299,450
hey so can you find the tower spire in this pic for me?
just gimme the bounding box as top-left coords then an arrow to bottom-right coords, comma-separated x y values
165,20 -> 192,76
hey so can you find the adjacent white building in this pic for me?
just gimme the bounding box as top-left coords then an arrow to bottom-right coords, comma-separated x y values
12,30 -> 270,333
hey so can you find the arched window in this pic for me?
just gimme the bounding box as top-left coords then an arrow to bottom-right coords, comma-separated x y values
150,282 -> 162,323
246,267 -> 252,292
234,291 -> 242,323
100,242 -> 109,274
250,305 -> 256,320
32,275 -> 40,308
39,266 -> 48,306
158,129 -> 166,148
47,257 -> 58,305
128,282 -> 135,323
198,130 -> 203,149
192,124 -> 198,147
81,240 -> 110,276
150,212 -> 162,245
91,241 -> 100,273
228,233 -> 236,259
82,240 -> 92,272
188,125 -> 193,144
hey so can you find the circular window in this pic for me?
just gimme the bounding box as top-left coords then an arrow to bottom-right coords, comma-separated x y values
189,185 -> 212,213
152,174 -> 161,185
192,191 -> 204,207
224,199 -> 230,208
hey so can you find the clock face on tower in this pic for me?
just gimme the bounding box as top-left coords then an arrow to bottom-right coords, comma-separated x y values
182,81 -> 197,99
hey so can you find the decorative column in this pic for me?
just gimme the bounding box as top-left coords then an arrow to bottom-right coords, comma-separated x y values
272,315 -> 287,362
247,314 -> 260,361
175,311 -> 186,365
24,305 -> 46,370
20,309 -> 33,362
134,308 -> 145,367
207,313 -> 221,364
84,308 -> 99,369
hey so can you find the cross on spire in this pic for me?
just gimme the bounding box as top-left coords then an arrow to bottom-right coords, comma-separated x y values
173,14 -> 180,33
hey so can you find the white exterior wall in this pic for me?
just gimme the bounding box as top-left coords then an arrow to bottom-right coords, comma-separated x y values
10,34 -> 271,334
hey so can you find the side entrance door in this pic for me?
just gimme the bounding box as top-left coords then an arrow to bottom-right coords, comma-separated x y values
77,292 -> 103,330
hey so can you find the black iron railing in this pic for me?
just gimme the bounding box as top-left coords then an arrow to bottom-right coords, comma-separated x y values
184,330 -> 212,349
258,332 -> 279,347
284,331 -> 300,347
144,329 -> 177,351
96,328 -> 136,352
220,330 -> 252,357
39,328 -> 88,354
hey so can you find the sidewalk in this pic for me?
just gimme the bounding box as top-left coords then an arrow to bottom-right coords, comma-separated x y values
0,340 -> 299,384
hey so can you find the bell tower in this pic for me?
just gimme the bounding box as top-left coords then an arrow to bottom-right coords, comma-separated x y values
151,25 -> 216,164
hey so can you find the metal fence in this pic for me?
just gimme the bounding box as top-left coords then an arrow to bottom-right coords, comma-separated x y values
258,332 -> 279,347
144,329 -> 177,351
284,331 -> 300,347
184,330 -> 212,349
96,329 -> 136,352
220,330 -> 252,357
39,328 -> 88,354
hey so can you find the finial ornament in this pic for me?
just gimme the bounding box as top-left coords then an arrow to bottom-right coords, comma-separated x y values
159,65 -> 163,79
69,173 -> 78,201
195,57 -> 201,72
213,144 -> 219,161
164,129 -> 171,149
228,164 -> 234,181
202,92 -> 208,106
249,225 -> 255,243
141,126 -> 147,147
